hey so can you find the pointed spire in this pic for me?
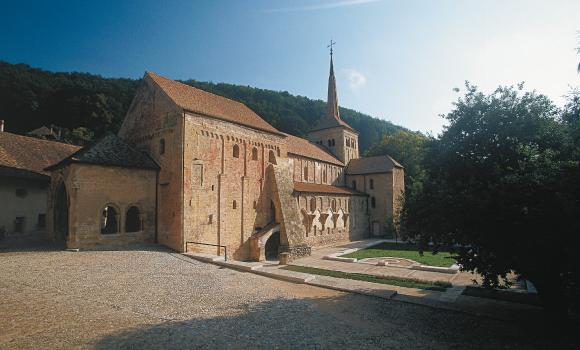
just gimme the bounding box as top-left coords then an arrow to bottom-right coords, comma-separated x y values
327,54 -> 340,120
309,42 -> 357,133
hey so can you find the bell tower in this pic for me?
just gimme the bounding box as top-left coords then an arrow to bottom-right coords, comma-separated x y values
307,41 -> 359,165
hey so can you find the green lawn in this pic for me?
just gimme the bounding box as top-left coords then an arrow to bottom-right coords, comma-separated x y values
342,243 -> 457,268
283,265 -> 452,291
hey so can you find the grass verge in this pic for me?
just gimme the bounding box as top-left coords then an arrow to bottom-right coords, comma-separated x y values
283,265 -> 452,291
342,243 -> 456,268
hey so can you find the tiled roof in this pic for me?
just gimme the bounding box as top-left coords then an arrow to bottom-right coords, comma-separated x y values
46,133 -> 159,171
146,72 -> 283,135
346,155 -> 403,175
284,133 -> 343,166
27,126 -> 58,138
293,182 -> 367,196
0,131 -> 80,178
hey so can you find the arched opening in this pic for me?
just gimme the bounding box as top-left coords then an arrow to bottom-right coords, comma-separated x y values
233,200 -> 237,209
268,150 -> 276,164
159,138 -> 165,155
232,144 -> 240,158
125,206 -> 141,233
265,231 -> 280,261
371,197 -> 376,208
310,197 -> 316,212
303,165 -> 308,181
54,183 -> 68,241
251,147 -> 258,160
101,206 -> 118,234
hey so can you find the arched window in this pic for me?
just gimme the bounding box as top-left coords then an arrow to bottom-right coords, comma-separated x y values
268,150 -> 277,164
233,144 -> 240,158
125,206 -> 141,233
371,197 -> 376,208
101,205 -> 118,234
331,139 -> 335,146
331,199 -> 337,212
304,165 -> 308,181
159,139 -> 165,155
369,178 -> 374,190
352,180 -> 357,190
310,198 -> 316,212
251,147 -> 258,160
233,200 -> 237,209
327,139 -> 332,147
346,138 -> 350,147
323,169 -> 327,183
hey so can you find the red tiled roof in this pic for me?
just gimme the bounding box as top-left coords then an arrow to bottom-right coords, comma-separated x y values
0,132 -> 80,177
146,72 -> 283,135
284,133 -> 343,166
293,182 -> 367,196
346,155 -> 403,175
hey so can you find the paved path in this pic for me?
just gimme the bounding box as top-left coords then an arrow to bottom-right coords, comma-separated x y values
1,246 -> 577,349
297,239 -> 479,286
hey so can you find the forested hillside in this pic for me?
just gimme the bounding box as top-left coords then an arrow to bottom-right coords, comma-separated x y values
0,61 -> 406,150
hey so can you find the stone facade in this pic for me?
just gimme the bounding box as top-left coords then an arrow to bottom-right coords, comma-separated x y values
346,168 -> 405,237
43,59 -> 404,260
46,163 -> 157,249
0,177 -> 49,239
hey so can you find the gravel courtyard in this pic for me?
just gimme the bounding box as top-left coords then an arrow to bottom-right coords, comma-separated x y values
0,246 -> 575,349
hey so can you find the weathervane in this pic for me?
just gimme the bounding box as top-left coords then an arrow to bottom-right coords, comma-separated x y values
328,39 -> 336,56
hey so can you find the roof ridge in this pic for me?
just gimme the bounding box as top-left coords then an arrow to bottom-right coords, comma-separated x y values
0,131 -> 79,149
146,71 -> 251,110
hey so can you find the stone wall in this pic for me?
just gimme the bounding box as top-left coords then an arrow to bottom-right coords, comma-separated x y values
288,155 -> 344,186
118,75 -> 185,251
0,177 -> 49,239
307,128 -> 359,164
295,192 -> 369,248
182,112 -> 287,259
47,163 -> 157,249
346,171 -> 404,237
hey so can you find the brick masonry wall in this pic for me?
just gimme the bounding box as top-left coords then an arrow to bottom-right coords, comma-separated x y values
182,112 -> 287,259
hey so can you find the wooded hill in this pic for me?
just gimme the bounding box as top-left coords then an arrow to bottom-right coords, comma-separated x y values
0,61 -> 406,150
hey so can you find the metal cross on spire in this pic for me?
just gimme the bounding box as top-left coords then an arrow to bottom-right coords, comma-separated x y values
327,40 -> 336,56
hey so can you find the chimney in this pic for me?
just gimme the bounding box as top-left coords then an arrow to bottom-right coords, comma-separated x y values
0,120 -> 4,132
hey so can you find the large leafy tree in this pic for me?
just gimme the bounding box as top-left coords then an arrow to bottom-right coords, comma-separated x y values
365,130 -> 429,188
402,83 -> 580,317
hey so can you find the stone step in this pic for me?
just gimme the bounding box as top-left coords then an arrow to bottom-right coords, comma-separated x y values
183,252 -> 225,263
253,267 -> 316,283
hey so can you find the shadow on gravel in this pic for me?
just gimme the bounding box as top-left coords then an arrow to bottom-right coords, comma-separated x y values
0,238 -> 65,253
93,295 -> 579,349
0,241 -> 171,254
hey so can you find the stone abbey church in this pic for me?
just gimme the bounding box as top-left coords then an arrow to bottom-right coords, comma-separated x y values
40,57 -> 404,261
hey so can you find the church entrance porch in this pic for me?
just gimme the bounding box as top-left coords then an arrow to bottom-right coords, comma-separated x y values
249,223 -> 280,262
264,231 -> 280,261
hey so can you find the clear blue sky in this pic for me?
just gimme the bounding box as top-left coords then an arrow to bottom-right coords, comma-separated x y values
1,0 -> 579,134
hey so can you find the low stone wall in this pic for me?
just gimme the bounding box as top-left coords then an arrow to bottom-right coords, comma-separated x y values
281,244 -> 312,262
